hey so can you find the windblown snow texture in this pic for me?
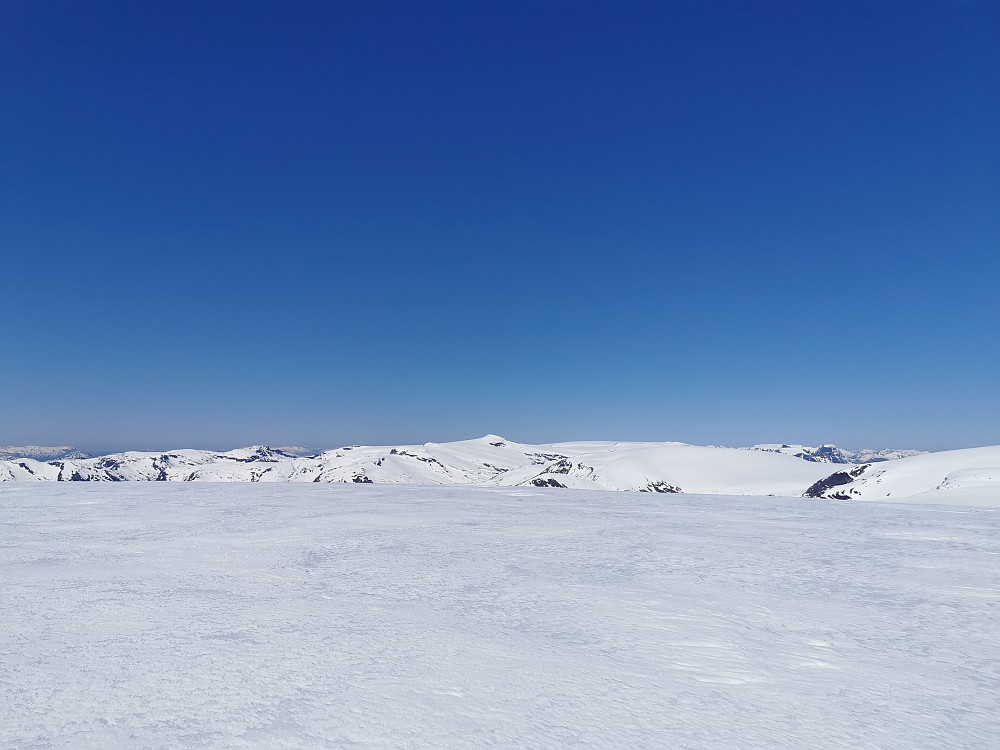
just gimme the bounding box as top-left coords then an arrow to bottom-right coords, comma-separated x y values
1,483 -> 997,748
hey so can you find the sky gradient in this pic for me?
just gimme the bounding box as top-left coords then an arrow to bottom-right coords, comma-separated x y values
2,0 -> 998,453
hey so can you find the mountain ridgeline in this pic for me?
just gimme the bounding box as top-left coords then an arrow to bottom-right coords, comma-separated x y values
3,436 -> 996,504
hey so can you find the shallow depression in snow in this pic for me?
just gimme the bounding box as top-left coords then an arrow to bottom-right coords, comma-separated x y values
1,484 -> 998,749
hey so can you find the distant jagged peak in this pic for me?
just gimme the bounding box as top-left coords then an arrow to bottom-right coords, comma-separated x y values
219,445 -> 296,462
745,444 -> 851,463
744,443 -> 924,464
848,447 -> 927,462
0,445 -> 91,461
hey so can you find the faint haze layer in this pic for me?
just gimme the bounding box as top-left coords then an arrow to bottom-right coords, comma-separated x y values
1,0 -> 997,453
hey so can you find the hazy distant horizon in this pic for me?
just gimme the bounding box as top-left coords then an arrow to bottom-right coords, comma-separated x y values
2,431 -> 986,459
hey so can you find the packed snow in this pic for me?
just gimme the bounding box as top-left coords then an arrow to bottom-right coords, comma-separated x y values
2,483 -> 998,748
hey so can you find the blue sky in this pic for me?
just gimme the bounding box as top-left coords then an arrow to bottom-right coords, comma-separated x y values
2,0 -> 998,453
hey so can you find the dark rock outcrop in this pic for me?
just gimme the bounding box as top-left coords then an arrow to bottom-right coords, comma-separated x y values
804,464 -> 871,498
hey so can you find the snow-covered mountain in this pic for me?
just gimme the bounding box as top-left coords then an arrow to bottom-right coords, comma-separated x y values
0,437 -> 551,485
3,435 -> 995,504
745,444 -> 852,463
847,447 -> 928,463
804,446 -> 1000,507
745,444 -> 926,464
0,445 -> 90,461
501,441 -> 836,496
0,435 -> 859,498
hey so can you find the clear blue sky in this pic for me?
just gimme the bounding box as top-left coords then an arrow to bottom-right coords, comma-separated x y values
2,0 -> 998,453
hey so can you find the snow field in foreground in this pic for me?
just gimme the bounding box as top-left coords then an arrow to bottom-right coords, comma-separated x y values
2,483 -> 998,749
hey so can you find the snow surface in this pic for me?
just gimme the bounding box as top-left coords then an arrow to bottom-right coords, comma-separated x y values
805,446 -> 1000,507
2,483 -> 998,748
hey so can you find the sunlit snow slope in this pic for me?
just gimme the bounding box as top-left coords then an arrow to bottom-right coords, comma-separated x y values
805,446 -> 1000,507
502,442 -> 837,496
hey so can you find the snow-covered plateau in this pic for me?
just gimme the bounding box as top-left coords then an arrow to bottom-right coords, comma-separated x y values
2,436 -> 998,505
1,483 -> 998,748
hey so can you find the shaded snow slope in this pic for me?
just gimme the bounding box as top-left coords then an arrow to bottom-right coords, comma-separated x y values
805,446 -> 1000,506
1,483 -> 997,749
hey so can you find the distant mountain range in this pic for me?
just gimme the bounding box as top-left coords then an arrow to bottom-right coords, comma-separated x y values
2,436 -> 995,505
0,440 -> 924,465
0,445 -> 92,461
743,444 -> 926,464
